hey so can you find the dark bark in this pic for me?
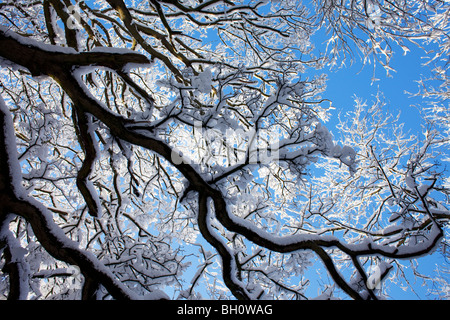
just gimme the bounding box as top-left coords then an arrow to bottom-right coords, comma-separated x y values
0,83 -> 134,300
197,192 -> 250,300
0,27 -> 445,300
72,107 -> 101,218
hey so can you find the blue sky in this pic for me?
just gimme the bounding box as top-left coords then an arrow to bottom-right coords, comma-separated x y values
305,27 -> 449,299
313,37 -> 429,138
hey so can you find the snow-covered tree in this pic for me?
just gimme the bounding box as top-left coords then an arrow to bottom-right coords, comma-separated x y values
0,0 -> 448,300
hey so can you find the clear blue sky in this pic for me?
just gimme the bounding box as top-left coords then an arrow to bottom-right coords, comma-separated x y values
312,34 -> 429,139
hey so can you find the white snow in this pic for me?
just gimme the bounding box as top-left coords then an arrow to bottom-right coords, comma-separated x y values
0,215 -> 30,300
191,68 -> 212,94
0,26 -> 77,54
0,95 -> 23,193
405,172 -> 417,190
0,94 -> 141,300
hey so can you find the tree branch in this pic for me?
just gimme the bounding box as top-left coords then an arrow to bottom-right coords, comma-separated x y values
0,93 -> 137,300
0,26 -> 446,300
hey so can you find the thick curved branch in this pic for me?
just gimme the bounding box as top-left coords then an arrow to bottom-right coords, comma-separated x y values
0,195 -> 139,300
72,106 -> 101,218
0,27 -> 445,300
312,245 -> 363,300
0,93 -> 137,300
210,190 -> 444,259
0,215 -> 29,300
0,26 -> 150,78
197,192 -> 250,300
